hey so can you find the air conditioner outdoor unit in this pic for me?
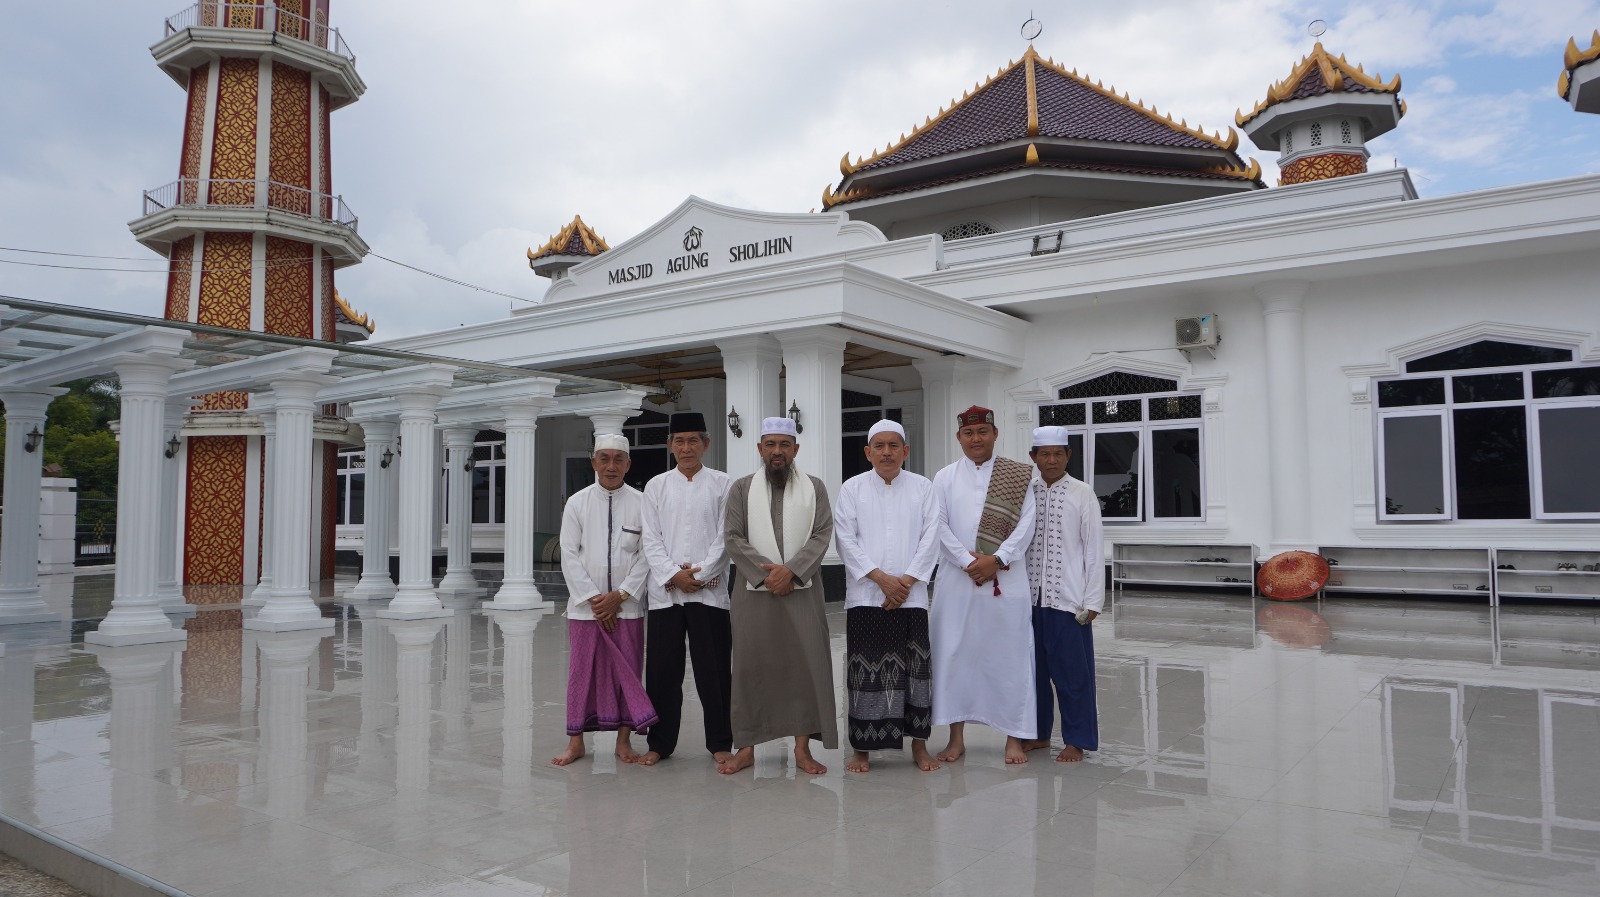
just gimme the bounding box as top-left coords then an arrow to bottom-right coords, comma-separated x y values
1175,314 -> 1220,350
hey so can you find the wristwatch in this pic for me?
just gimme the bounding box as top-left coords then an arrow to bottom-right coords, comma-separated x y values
619,590 -> 632,602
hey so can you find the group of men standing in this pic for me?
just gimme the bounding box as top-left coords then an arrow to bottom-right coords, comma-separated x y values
552,403 -> 1104,774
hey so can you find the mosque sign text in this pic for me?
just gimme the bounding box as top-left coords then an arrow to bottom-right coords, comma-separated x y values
606,229 -> 794,286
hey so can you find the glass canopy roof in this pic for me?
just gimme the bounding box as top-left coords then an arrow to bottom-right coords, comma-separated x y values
0,296 -> 643,397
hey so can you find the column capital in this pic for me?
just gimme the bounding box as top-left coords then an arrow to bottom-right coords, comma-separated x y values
716,334 -> 783,362
107,354 -> 195,395
588,410 -> 636,436
0,388 -> 67,419
268,374 -> 337,405
775,326 -> 852,354
442,427 -> 477,446
394,388 -> 449,416
501,397 -> 555,428
1254,280 -> 1310,313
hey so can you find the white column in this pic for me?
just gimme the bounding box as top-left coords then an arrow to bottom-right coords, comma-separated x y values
254,630 -> 322,819
155,399 -> 194,616
717,334 -> 782,482
390,618 -> 443,791
776,327 -> 849,505
246,406 -> 276,605
486,400 -> 553,610
347,419 -> 397,600
89,358 -> 192,646
436,427 -> 481,596
379,389 -> 452,619
1258,282 -> 1313,551
587,409 -> 634,438
86,642 -> 183,776
0,388 -> 65,623
247,376 -> 335,632
490,610 -> 538,790
441,606 -> 472,744
912,357 -> 960,474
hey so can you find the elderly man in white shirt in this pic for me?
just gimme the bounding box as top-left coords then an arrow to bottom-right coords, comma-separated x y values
638,411 -> 734,769
551,433 -> 655,767
834,419 -> 942,774
1021,425 -> 1105,762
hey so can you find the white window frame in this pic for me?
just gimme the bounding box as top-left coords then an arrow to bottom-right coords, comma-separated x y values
1375,408 -> 1452,521
335,448 -> 365,526
1037,389 -> 1206,524
1529,400 -> 1600,520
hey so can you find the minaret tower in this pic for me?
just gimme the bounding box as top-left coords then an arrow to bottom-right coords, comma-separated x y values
1237,43 -> 1404,185
130,1 -> 368,589
1560,30 -> 1600,113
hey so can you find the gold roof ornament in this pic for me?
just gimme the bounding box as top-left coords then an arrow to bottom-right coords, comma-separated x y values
332,289 -> 375,333
836,45 -> 1239,179
1559,30 -> 1600,99
526,214 -> 611,262
1237,42 -> 1403,127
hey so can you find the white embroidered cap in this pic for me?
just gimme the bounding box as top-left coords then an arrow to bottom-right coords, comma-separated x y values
760,417 -> 799,439
866,419 -> 906,441
593,433 -> 630,454
1031,426 -> 1072,447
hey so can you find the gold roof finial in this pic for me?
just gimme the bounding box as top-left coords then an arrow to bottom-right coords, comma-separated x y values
1236,42 -> 1403,126
1559,30 -> 1600,99
527,214 -> 611,261
332,289 -> 375,333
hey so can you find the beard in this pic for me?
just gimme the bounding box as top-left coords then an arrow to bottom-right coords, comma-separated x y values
763,457 -> 791,489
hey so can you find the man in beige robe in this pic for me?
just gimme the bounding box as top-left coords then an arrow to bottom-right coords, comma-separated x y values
720,416 -> 838,775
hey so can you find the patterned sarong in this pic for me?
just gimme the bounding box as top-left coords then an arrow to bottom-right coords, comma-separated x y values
976,457 -> 1033,555
566,618 -> 657,736
846,607 -> 933,751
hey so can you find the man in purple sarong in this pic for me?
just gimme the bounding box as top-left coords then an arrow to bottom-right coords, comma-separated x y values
552,433 -> 656,766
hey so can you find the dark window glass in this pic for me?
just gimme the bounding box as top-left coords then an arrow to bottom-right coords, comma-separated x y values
1094,432 -> 1140,518
1382,416 -> 1445,516
470,467 -> 492,523
474,429 -> 500,443
1533,367 -> 1600,399
347,473 -> 363,526
1150,428 -> 1202,518
493,467 -> 506,524
1149,395 -> 1202,421
841,410 -> 883,433
472,443 -> 494,462
624,409 -> 669,426
886,408 -> 903,422
841,435 -> 870,480
1066,433 -> 1084,482
1453,406 -> 1530,519
1059,372 -> 1178,400
1537,406 -> 1600,514
1039,403 -> 1086,426
1452,372 -> 1522,403
1092,398 -> 1143,425
625,448 -> 670,491
634,426 -> 668,446
1378,379 -> 1445,407
841,389 -> 882,409
1406,340 -> 1571,373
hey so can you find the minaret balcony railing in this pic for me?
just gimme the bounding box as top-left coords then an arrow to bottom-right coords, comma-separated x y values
163,2 -> 355,64
143,178 -> 360,234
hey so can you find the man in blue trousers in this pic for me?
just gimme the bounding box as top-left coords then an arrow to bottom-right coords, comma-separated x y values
1021,426 -> 1104,762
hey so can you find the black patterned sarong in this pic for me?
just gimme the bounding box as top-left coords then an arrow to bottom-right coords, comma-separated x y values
846,606 -> 933,751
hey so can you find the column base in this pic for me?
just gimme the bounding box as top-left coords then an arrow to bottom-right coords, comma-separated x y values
486,581 -> 548,611
436,585 -> 486,599
436,570 -> 481,595
375,604 -> 453,620
242,616 -> 336,632
85,626 -> 188,646
0,610 -> 58,626
344,577 -> 397,601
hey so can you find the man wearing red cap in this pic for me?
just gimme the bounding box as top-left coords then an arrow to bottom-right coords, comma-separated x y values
930,405 -> 1038,764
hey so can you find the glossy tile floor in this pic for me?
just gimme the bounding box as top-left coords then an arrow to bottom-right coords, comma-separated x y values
3,572 -> 1600,897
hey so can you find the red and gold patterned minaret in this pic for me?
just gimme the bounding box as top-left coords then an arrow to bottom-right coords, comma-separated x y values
1236,44 -> 1405,186
131,1 -> 367,589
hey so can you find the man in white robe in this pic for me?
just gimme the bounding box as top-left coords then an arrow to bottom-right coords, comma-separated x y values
552,434 -> 655,766
930,405 -> 1038,764
834,419 -> 941,773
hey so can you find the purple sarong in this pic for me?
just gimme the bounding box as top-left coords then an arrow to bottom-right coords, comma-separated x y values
566,618 -> 657,736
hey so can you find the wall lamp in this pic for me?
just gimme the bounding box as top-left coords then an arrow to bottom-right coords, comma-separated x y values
462,455 -> 475,472
787,400 -> 804,434
23,426 -> 42,453
380,447 -> 395,469
727,406 -> 743,439
164,435 -> 182,459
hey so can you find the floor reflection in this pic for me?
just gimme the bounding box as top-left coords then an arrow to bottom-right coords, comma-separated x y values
0,573 -> 1597,897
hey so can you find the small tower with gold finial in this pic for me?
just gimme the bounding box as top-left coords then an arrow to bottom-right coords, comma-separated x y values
527,215 -> 610,281
1237,40 -> 1404,186
1560,30 -> 1600,113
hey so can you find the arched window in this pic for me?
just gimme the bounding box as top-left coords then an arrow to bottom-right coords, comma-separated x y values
939,221 -> 997,241
1037,371 -> 1204,522
1375,340 -> 1600,520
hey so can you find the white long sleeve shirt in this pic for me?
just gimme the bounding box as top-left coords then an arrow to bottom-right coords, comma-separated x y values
1025,472 -> 1106,615
559,482 -> 649,620
834,468 -> 940,610
641,465 -> 732,610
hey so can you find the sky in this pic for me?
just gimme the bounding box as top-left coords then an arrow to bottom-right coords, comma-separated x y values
2,1 -> 1598,341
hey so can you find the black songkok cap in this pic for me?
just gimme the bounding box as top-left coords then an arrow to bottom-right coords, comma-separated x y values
668,411 -> 707,434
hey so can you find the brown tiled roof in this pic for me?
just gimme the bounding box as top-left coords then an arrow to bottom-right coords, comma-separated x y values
1238,43 -> 1402,126
527,215 -> 609,262
1559,30 -> 1600,99
828,156 -> 1261,208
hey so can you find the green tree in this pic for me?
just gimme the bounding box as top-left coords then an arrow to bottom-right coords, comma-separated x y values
0,377 -> 121,532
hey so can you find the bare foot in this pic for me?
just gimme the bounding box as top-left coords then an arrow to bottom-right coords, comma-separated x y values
845,751 -> 870,773
1020,739 -> 1051,752
551,736 -> 586,766
937,723 -> 965,762
712,751 -> 734,769
911,740 -> 942,772
615,730 -> 641,764
1004,736 -> 1030,765
718,746 -> 755,775
637,751 -> 662,767
1056,744 -> 1085,763
794,741 -> 827,775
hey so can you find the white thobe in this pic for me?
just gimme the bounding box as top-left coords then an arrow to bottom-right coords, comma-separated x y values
1026,473 -> 1106,615
930,456 -> 1038,738
560,482 -> 649,621
834,469 -> 940,610
641,466 -> 732,610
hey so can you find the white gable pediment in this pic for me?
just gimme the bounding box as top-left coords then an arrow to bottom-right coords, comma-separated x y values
540,196 -> 885,303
